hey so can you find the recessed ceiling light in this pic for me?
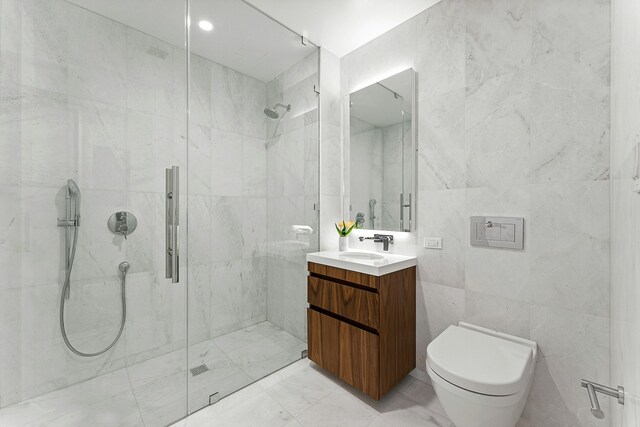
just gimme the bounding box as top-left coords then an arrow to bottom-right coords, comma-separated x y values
198,20 -> 213,32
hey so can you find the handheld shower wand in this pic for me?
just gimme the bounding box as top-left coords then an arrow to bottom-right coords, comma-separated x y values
66,179 -> 81,226
58,179 -> 81,299
57,179 -> 129,357
369,199 -> 377,230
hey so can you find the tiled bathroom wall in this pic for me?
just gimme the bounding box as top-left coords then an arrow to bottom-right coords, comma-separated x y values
0,0 -> 188,406
611,0 -> 640,425
348,119 -> 411,231
187,52 -> 269,343
318,49 -> 343,254
349,117 -> 383,228
380,120 -> 411,231
265,51 -> 319,342
0,0 -> 274,408
335,0 -> 611,425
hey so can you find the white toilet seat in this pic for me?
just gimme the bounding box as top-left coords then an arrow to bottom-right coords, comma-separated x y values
425,323 -> 537,427
426,360 -> 523,407
427,323 -> 535,396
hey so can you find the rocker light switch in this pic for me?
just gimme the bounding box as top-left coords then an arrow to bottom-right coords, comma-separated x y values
424,237 -> 442,250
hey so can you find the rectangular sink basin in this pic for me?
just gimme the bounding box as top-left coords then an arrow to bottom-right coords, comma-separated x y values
307,251 -> 417,276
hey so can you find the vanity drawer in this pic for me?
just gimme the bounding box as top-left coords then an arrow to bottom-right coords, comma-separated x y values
307,308 -> 340,376
307,308 -> 380,399
308,262 -> 378,290
308,276 -> 379,330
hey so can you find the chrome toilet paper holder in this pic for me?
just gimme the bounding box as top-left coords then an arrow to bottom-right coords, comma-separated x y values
581,379 -> 624,419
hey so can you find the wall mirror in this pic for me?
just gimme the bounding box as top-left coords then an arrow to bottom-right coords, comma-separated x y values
344,68 -> 416,232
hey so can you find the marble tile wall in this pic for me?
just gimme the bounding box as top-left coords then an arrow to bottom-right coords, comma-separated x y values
265,51 -> 319,342
381,120 -> 411,231
187,53 -> 269,343
337,0 -> 611,425
318,49 -> 343,254
347,119 -> 410,231
611,0 -> 640,425
0,0 -> 273,409
0,0 -> 192,407
349,118 -> 382,229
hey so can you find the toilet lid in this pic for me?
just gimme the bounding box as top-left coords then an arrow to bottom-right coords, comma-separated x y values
427,325 -> 534,396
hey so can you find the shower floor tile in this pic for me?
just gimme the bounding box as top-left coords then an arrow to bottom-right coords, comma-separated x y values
0,321 -> 305,427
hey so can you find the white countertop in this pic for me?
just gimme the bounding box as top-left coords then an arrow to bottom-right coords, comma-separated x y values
306,250 -> 417,277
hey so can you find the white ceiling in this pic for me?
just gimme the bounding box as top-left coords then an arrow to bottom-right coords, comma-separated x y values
67,0 -> 439,81
350,69 -> 413,128
67,0 -> 316,82
244,0 -> 441,57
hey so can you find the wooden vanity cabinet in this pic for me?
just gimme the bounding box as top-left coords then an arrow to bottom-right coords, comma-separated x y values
307,262 -> 416,400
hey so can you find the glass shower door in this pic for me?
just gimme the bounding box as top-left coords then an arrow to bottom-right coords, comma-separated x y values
0,1 -> 190,425
186,0 -> 319,413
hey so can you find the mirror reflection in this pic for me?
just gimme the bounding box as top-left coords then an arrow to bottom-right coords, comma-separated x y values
347,68 -> 414,231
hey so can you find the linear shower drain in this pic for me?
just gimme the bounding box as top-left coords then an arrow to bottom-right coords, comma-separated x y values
190,364 -> 210,376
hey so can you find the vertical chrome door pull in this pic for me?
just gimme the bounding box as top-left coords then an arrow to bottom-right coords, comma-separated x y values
165,168 -> 172,279
172,166 -> 179,283
166,166 -> 180,283
400,193 -> 412,232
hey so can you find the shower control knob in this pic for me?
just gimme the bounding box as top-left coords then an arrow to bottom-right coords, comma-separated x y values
117,223 -> 129,239
108,211 -> 137,239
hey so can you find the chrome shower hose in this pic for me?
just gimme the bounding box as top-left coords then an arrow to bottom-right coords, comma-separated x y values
59,226 -> 128,357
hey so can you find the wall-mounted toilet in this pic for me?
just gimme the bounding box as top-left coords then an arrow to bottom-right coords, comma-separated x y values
426,322 -> 537,427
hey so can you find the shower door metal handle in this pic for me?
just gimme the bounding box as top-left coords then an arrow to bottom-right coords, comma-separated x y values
172,166 -> 179,283
400,193 -> 412,232
165,168 -> 171,279
166,166 -> 179,283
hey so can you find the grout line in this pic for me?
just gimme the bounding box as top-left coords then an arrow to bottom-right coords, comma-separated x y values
123,364 -> 149,427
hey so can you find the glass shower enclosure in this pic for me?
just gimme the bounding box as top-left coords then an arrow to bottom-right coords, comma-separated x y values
0,0 -> 319,425
186,0 -> 319,415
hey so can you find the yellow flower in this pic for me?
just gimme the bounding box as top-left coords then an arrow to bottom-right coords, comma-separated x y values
335,219 -> 357,237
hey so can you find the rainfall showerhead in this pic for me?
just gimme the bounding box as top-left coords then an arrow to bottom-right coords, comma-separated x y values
264,103 -> 291,119
264,108 -> 279,119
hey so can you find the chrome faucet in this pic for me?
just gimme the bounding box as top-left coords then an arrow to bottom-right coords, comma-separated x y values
359,234 -> 394,251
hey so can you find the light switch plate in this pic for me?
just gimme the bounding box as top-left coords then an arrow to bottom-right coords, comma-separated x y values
424,237 -> 442,250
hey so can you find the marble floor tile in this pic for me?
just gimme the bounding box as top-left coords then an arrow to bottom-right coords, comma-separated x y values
212,320 -> 282,353
0,369 -> 137,427
294,387 -> 382,426
0,325 -> 451,427
203,391 -> 294,426
0,321 -> 306,427
173,358 -> 454,427
266,367 -> 338,416
395,375 -> 449,419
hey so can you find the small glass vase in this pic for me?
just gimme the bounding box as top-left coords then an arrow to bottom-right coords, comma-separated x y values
339,236 -> 348,251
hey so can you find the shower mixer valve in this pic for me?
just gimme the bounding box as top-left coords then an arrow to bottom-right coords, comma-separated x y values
108,211 -> 138,239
